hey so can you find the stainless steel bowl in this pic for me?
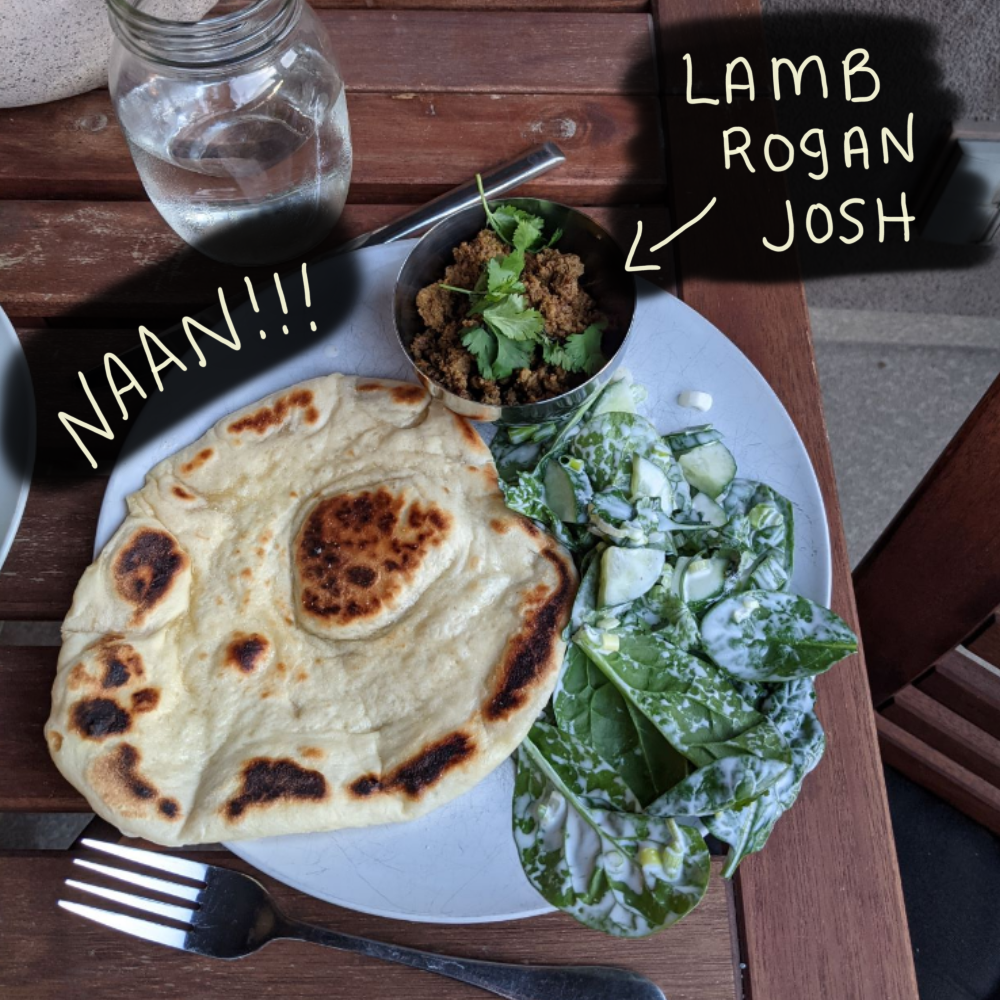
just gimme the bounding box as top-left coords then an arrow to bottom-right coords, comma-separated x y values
393,198 -> 637,424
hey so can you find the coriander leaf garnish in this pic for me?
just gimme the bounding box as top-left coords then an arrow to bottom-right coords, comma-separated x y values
461,326 -> 497,380
482,296 -> 545,342
485,252 -> 526,297
542,321 -> 607,375
492,334 -> 535,380
512,217 -> 543,254
476,174 -> 552,253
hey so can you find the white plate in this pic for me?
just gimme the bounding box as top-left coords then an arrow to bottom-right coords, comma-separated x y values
0,305 -> 34,572
96,240 -> 830,924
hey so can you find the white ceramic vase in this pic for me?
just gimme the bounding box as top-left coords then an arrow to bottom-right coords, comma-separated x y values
0,0 -> 217,108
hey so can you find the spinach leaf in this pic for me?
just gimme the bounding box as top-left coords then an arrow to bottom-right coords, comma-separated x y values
637,586 -> 701,651
760,677 -> 817,739
571,412 -> 663,492
701,589 -> 858,682
708,704 -> 826,876
514,721 -> 711,937
721,479 -> 758,516
554,644 -> 688,805
755,484 -> 795,575
647,753 -> 790,818
720,480 -> 795,582
498,473 -> 581,551
573,627 -> 777,768
568,548 -> 601,633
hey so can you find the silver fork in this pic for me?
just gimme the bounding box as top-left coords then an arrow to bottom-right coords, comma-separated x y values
61,839 -> 664,1000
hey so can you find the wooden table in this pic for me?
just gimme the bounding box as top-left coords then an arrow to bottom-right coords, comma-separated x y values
0,2 -> 919,998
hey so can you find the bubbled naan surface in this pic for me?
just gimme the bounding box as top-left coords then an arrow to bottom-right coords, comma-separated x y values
46,374 -> 575,845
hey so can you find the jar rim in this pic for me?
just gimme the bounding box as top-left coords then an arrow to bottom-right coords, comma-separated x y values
106,0 -> 300,68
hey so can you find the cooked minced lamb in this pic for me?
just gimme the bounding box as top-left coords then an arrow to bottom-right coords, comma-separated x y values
412,230 -> 605,406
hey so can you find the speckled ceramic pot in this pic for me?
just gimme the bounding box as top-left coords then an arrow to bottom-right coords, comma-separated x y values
0,0 -> 215,108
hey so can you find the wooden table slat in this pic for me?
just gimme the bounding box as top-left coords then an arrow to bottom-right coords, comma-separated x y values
0,201 -> 667,321
0,853 -> 736,1000
0,476 -> 108,625
0,90 -> 664,204
0,647 -> 82,811
216,0 -> 650,11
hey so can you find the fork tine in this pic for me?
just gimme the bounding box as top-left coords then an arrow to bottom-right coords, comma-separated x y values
58,900 -> 188,951
66,878 -> 195,924
80,839 -> 208,881
74,860 -> 201,902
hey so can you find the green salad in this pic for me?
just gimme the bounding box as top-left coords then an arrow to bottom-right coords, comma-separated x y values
491,372 -> 858,937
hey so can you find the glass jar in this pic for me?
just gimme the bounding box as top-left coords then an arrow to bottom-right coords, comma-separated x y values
106,0 -> 352,265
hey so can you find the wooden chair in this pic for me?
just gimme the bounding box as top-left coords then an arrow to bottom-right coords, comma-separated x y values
855,369 -> 1000,831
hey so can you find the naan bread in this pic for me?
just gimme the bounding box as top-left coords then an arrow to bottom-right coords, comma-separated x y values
46,375 -> 575,845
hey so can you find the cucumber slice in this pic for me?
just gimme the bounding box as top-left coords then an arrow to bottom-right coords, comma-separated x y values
682,556 -> 728,604
543,456 -> 593,523
691,491 -> 728,526
598,546 -> 666,607
592,378 -> 637,416
630,454 -> 672,512
665,424 -> 722,455
669,556 -> 692,597
678,441 -> 737,499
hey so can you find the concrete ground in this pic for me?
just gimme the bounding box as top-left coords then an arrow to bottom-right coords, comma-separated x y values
812,307 -> 1000,564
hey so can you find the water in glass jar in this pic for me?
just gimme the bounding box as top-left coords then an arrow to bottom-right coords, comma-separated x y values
117,54 -> 352,265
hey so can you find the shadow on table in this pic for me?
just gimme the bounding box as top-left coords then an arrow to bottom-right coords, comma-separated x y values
621,9 -> 993,284
13,217 -> 363,478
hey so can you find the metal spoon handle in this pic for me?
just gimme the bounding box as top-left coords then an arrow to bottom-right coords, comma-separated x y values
283,918 -> 665,1000
333,142 -> 566,255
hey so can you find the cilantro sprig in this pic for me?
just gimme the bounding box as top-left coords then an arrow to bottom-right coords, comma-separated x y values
476,174 -> 562,253
445,179 -> 606,382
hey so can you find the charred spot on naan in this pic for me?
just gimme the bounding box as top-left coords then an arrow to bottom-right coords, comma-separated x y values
516,516 -> 541,538
71,697 -> 131,740
100,642 -> 144,689
469,464 -> 499,489
158,798 -> 181,819
356,381 -> 428,406
349,732 -> 475,800
171,485 -> 196,501
131,688 -> 160,713
225,633 -> 271,673
485,544 -> 574,721
225,758 -> 328,820
296,489 -> 451,626
88,743 -> 182,821
227,389 -> 319,435
113,529 -> 187,621
490,515 -> 540,538
180,447 -> 214,475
